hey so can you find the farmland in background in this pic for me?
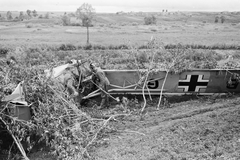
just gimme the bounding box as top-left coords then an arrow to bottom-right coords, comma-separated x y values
0,11 -> 240,47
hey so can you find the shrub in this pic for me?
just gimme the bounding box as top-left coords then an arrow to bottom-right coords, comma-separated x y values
83,43 -> 93,50
215,16 -> 219,23
93,44 -> 106,50
144,15 -> 157,25
25,23 -> 33,28
220,16 -> 225,23
59,44 -> 77,51
118,44 -> 129,49
108,45 -> 117,50
0,48 -> 9,57
151,28 -> 157,32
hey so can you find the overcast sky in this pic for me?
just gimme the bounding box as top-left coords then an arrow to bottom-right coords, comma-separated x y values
1,0 -> 240,12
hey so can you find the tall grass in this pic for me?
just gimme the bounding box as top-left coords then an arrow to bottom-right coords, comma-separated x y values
1,43 -> 239,54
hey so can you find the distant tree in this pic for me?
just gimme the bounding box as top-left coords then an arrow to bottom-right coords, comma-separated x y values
32,10 -> 38,17
38,15 -> 43,19
144,15 -> 157,25
19,11 -> 24,21
215,16 -> 219,23
26,9 -> 32,18
62,13 -> 70,26
76,3 -> 96,44
44,12 -> 49,19
6,11 -> 13,20
220,16 -> 225,23
0,14 -> 1,17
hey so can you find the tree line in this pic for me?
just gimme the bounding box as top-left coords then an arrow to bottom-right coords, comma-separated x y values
0,10 -> 50,21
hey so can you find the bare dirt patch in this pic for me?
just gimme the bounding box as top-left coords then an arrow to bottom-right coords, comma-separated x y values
91,96 -> 240,160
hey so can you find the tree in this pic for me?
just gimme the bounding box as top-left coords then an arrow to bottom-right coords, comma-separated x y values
32,10 -> 38,17
26,10 -> 32,18
62,12 -> 70,26
215,16 -> 219,23
6,11 -> 13,20
76,3 -> 96,44
19,11 -> 24,21
220,16 -> 225,23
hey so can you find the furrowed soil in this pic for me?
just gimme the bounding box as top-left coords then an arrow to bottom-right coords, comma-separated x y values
88,95 -> 240,160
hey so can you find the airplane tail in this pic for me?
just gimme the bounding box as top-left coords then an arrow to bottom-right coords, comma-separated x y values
1,81 -> 30,120
2,81 -> 28,105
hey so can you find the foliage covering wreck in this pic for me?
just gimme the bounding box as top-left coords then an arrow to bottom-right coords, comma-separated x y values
0,39 -> 239,159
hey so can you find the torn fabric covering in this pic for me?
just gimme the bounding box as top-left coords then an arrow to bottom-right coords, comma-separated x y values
2,81 -> 30,120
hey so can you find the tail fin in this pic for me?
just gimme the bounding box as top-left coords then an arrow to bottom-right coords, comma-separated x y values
2,81 -> 28,105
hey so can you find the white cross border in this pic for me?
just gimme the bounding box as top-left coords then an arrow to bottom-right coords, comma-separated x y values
178,75 -> 209,92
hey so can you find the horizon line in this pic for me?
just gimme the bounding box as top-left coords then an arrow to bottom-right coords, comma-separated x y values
0,10 -> 239,13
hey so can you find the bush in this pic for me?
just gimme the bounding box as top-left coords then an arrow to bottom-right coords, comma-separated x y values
117,44 -> 129,50
151,28 -> 157,32
144,15 -> 157,25
0,48 -> 9,57
59,44 -> 77,51
220,16 -> 225,23
83,43 -> 93,50
93,44 -> 106,50
25,23 -> 33,28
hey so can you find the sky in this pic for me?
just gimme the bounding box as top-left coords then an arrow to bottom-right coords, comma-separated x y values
1,0 -> 240,13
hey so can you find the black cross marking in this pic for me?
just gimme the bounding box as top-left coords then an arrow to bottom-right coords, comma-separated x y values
178,75 -> 208,92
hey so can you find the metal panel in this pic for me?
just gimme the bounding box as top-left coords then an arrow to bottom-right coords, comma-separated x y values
103,69 -> 240,95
